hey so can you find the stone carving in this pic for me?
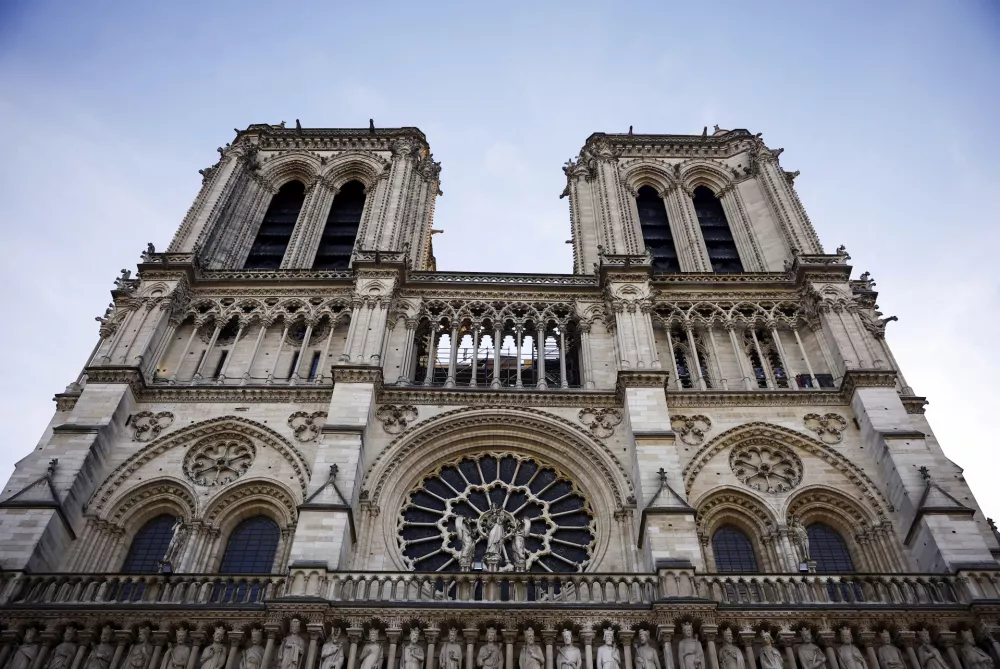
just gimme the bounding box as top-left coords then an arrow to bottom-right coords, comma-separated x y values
677,624 -> 704,669
162,629 -> 192,669
803,413 -> 848,444
240,630 -> 264,669
439,629 -> 462,669
358,630 -> 383,669
596,629 -> 620,669
759,632 -> 782,669
131,411 -> 174,442
402,630 -> 424,669
183,435 -> 255,486
796,629 -> 826,669
320,629 -> 345,669
123,627 -> 152,669
876,631 -> 904,669
519,629 -> 544,669
277,619 -> 306,669
376,405 -> 419,434
578,408 -> 623,438
789,515 -> 811,561
917,631 -> 948,669
287,411 -> 327,442
200,627 -> 228,669
718,629 -> 745,669
161,517 -> 188,568
960,630 -> 993,669
836,629 -> 866,669
671,415 -> 712,446
84,627 -> 114,669
730,444 -> 802,493
9,629 -> 39,669
477,629 -> 502,669
557,631 -> 581,669
633,630 -> 660,669
46,628 -> 77,669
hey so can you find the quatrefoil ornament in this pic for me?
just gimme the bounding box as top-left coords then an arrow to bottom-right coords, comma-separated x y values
670,414 -> 712,446
287,411 -> 327,442
578,408 -> 623,438
376,405 -> 418,434
130,411 -> 174,442
803,413 -> 848,444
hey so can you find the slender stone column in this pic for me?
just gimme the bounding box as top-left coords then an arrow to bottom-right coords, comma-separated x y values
684,322 -> 707,390
492,324 -> 503,388
424,629 -> 439,669
515,327 -> 524,388
345,630 -> 361,669
216,324 -> 244,383
267,325 -> 289,384
339,301 -> 362,362
462,631 -> 478,669
225,632 -> 244,669
791,324 -> 819,388
739,632 -> 756,669
290,323 -> 313,385
241,324 -> 268,385
897,633 -> 919,669
192,323 -> 221,383
835,308 -> 866,367
703,628 -> 720,669
69,632 -> 90,669
769,324 -> 796,390
168,325 -> 199,383
937,634 -> 962,669
619,632 -> 634,669
119,301 -> 155,363
149,632 -> 169,669
818,631 -> 839,669
779,636 -> 797,669
0,630 -> 19,669
260,628 -> 279,669
749,328 -> 774,389
642,304 -> 661,369
581,631 -> 595,669
470,325 -> 480,387
31,632 -> 56,669
536,324 -> 548,389
423,326 -> 440,386
726,323 -> 753,390
656,628 -> 673,669
315,321 -> 335,383
706,325 -> 726,390
542,631 -> 556,669
147,317 -> 180,379
110,632 -> 131,669
558,328 -> 568,388
579,323 -> 595,389
502,631 -> 517,669
666,327 -> 683,390
305,626 -> 322,669
445,324 -> 460,388
860,633 -> 879,669
397,320 -> 417,385
386,630 -> 402,669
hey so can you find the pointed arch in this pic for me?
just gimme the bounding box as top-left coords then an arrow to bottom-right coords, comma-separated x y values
677,159 -> 736,194
320,151 -> 390,191
257,151 -> 323,188
619,160 -> 679,195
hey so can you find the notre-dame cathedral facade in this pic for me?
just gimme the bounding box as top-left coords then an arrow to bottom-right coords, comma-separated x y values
2,124 -> 999,669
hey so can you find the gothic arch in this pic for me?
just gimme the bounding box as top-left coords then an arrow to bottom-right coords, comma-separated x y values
202,478 -> 299,532
677,159 -> 736,194
89,416 -> 311,515
105,478 -> 197,528
619,160 -> 678,196
320,151 -> 390,190
694,487 -> 778,572
682,422 -> 891,520
784,486 -> 880,571
257,151 -> 323,189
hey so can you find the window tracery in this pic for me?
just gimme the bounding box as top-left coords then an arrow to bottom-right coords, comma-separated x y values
808,523 -> 856,573
711,525 -> 759,573
729,443 -> 802,493
121,514 -> 176,573
183,435 -> 256,487
219,515 -> 280,574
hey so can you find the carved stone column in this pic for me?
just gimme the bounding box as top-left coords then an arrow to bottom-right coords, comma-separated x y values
858,631 -> 878,669
580,632 -> 595,669
739,631 -> 756,669
396,319 -> 417,385
491,324 -> 503,388
306,626 -> 323,669
424,629 -> 439,669
345,630 -> 362,669
703,627 -> 719,669
502,631 -> 517,669
149,631 -> 169,669
31,629 -> 56,669
817,631 -> 839,669
261,627 -> 280,669
462,630 -> 478,669
109,632 -> 131,669
897,633 -> 920,669
536,323 -> 548,389
619,632 -> 635,669
779,632 -> 798,669
423,325 -> 440,386
386,630 -> 401,669
936,633 -> 962,669
225,631 -> 244,669
542,631 -> 556,669
445,324 -> 460,388
0,631 -> 17,669
70,630 -> 91,669
578,322 -> 595,389
656,628 -> 673,669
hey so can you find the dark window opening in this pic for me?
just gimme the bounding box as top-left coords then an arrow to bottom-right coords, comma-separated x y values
674,347 -> 693,389
244,181 -> 306,269
314,181 -> 365,270
212,350 -> 229,379
636,186 -> 680,273
816,373 -> 835,388
808,523 -> 856,573
693,186 -> 743,273
712,525 -> 759,573
288,351 -> 300,379
748,349 -> 768,388
121,514 -> 176,573
219,516 -> 280,574
766,348 -> 789,388
307,351 -> 321,381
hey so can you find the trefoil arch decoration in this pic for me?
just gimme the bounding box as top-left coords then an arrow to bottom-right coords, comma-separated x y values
803,413 -> 848,444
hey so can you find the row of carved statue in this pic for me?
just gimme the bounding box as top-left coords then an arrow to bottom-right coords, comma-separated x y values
2,622 -> 995,669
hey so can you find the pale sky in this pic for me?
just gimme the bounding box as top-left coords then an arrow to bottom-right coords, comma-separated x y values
1,1 -> 998,519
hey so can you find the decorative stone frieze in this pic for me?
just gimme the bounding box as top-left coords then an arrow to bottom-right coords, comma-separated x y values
130,411 -> 174,442
670,415 -> 712,446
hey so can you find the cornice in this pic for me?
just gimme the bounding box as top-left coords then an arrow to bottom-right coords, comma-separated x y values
617,371 -> 670,389
83,367 -> 331,404
378,386 -> 621,408
332,366 -> 384,385
666,390 -> 846,408
840,369 -> 899,400
901,396 -> 929,415
406,272 -> 599,288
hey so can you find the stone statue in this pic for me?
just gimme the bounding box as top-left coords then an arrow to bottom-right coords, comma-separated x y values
141,243 -> 156,261
789,516 -> 810,562
455,517 -> 476,571
240,630 -> 264,669
47,628 -> 78,669
9,629 -> 40,669
960,630 -> 994,669
123,627 -> 153,669
358,629 -> 383,669
114,269 -> 132,291
796,629 -> 826,669
84,627 -> 115,669
633,630 -> 661,669
477,629 -> 502,669
520,629 -> 544,669
556,631 -> 581,669
161,519 -> 187,569
758,633 -> 782,669
320,629 -> 345,669
596,629 -> 621,669
836,629 -> 867,669
917,631 -> 948,669
511,517 -> 530,570
161,629 -> 191,669
440,629 -> 462,669
718,629 -> 745,669
277,620 -> 306,669
402,630 -> 424,669
200,627 -> 228,669
484,507 -> 508,568
677,624 -> 704,669
876,631 -> 905,669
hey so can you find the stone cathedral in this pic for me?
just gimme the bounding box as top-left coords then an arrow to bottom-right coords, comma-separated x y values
2,124 -> 1000,669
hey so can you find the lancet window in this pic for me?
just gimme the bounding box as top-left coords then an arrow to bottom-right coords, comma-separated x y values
692,186 -> 743,273
121,514 -> 176,573
711,526 -> 759,573
313,180 -> 365,269
808,523 -> 856,573
219,516 -> 280,574
636,186 -> 680,272
244,181 -> 306,269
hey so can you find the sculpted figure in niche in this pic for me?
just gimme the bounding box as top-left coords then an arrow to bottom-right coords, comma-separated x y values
796,629 -> 826,669
477,629 -> 502,669
959,631 -> 994,669
277,620 -> 306,669
596,629 -> 621,669
511,518 -> 530,570
358,629 -> 383,669
47,628 -> 78,669
240,630 -> 264,669
718,629 -> 745,669
484,509 -> 508,568
161,519 -> 187,569
9,629 -> 40,669
84,627 -> 115,669
402,630 -> 424,669
161,629 -> 191,669
876,631 -> 904,669
124,627 -> 153,669
440,629 -> 462,669
836,629 -> 866,669
634,630 -> 661,669
200,627 -> 228,669
789,516 -> 810,562
455,517 -> 476,571
916,631 -> 948,669
320,629 -> 345,669
520,629 -> 544,669
556,631 -> 581,669
677,623 -> 704,669
758,633 -> 782,669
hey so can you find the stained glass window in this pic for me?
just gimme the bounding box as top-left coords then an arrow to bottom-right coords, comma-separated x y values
219,516 -> 280,574
121,514 -> 176,573
808,523 -> 855,573
712,525 -> 759,573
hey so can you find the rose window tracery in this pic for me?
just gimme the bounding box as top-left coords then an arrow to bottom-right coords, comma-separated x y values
398,453 -> 595,573
729,443 -> 802,493
183,436 -> 256,487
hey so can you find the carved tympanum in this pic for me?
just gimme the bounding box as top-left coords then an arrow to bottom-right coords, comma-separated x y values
183,435 -> 255,487
131,411 -> 174,442
803,413 -> 847,444
730,443 -> 802,493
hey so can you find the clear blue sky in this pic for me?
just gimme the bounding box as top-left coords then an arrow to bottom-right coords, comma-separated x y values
1,1 -> 998,518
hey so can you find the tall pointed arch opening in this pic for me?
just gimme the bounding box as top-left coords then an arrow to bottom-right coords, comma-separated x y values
313,180 -> 366,269
692,186 -> 743,273
636,186 -> 679,272
244,180 -> 306,269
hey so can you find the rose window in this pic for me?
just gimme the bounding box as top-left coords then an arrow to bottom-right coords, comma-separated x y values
729,444 -> 802,493
183,436 -> 255,487
398,453 -> 595,573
